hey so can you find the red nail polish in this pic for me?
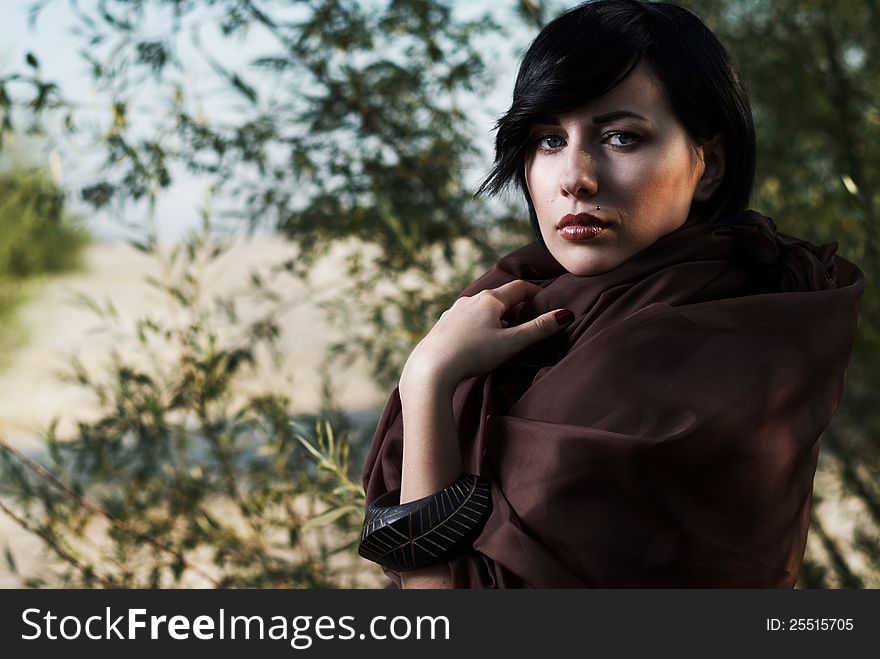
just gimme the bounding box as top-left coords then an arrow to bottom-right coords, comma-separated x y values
554,309 -> 574,326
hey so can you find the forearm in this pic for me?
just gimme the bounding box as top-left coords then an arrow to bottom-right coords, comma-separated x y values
398,364 -> 462,589
372,281 -> 564,588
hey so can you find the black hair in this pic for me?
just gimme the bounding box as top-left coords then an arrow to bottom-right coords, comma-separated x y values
477,0 -> 756,240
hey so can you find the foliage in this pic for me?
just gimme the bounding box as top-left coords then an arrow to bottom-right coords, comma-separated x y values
1,0 -> 538,398
0,164 -> 89,361
0,166 -> 89,278
0,225 -> 381,588
0,0 -> 533,590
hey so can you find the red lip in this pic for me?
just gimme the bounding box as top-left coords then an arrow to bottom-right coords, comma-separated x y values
556,212 -> 610,230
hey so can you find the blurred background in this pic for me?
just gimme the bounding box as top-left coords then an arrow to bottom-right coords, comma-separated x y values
0,0 -> 876,588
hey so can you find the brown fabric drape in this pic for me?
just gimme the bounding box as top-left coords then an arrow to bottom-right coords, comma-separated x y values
361,211 -> 865,588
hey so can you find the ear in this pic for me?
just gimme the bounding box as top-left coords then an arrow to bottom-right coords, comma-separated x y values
693,134 -> 725,202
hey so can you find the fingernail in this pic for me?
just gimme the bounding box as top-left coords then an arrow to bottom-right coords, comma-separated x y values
554,308 -> 574,326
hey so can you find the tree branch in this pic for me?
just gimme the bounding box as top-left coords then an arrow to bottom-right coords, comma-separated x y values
0,436 -> 222,587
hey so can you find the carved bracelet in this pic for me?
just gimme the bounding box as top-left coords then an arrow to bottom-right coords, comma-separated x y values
358,473 -> 492,571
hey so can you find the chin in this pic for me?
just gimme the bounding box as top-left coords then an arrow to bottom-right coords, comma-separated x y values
566,262 -> 617,276
548,233 -> 648,276
552,247 -> 623,277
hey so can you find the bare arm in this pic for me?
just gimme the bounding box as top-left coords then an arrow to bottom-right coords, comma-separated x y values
389,281 -> 572,589
398,364 -> 461,589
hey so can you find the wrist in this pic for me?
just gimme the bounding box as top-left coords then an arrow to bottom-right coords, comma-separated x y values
399,353 -> 458,403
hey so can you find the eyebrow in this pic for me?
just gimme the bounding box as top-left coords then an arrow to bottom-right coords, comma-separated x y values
532,110 -> 649,125
592,110 -> 649,124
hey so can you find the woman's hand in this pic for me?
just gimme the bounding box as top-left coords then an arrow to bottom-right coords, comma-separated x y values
395,279 -> 571,589
400,279 -> 574,394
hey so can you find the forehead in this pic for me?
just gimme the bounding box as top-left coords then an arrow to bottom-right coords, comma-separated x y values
550,61 -> 674,124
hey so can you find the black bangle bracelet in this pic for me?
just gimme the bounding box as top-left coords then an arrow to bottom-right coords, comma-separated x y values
358,473 -> 491,571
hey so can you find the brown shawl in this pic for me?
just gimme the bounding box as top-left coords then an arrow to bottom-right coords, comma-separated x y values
361,211 -> 865,588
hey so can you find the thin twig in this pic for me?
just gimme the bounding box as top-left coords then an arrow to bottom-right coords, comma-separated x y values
0,436 -> 222,587
0,498 -> 115,589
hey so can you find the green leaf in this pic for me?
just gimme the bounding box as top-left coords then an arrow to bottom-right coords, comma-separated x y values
4,545 -> 17,574
296,436 -> 325,463
230,74 -> 257,104
129,237 -> 156,254
301,504 -> 361,533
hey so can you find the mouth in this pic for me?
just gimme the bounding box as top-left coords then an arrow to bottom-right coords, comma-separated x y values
556,212 -> 611,241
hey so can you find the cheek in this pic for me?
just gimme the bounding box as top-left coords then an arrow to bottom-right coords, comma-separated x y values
525,159 -> 560,242
524,159 -> 534,197
524,157 -> 542,195
627,147 -> 701,209
524,157 -> 557,209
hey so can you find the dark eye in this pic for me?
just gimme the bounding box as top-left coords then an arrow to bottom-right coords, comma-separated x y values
607,132 -> 638,147
536,134 -> 565,150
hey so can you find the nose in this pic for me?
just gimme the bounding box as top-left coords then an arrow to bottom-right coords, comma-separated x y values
559,149 -> 598,199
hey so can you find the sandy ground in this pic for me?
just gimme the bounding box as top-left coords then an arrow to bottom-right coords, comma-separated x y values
0,237 -> 391,587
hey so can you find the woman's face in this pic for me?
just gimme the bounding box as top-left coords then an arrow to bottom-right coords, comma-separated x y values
524,61 -> 719,276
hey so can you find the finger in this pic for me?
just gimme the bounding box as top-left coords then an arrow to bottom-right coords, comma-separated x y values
508,307 -> 574,351
500,299 -> 528,326
487,279 -> 543,309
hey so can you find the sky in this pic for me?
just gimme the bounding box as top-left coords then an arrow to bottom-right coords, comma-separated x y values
0,0 -> 540,243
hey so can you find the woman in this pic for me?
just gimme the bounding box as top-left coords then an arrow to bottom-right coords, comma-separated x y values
359,0 -> 865,588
